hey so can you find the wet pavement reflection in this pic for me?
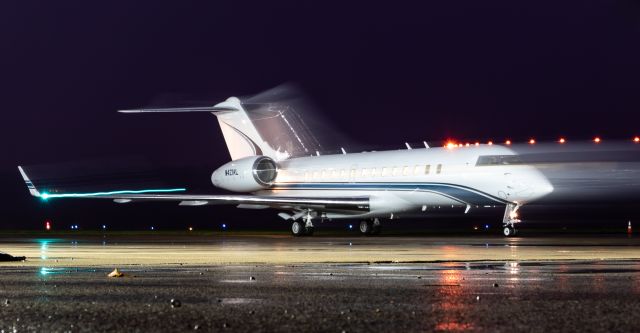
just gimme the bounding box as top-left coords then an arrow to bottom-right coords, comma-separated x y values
1,234 -> 640,331
0,260 -> 637,332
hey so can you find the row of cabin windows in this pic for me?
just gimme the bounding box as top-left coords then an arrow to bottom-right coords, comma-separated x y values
304,164 -> 442,180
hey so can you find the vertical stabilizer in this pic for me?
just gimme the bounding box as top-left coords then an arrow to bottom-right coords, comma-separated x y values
212,97 -> 277,160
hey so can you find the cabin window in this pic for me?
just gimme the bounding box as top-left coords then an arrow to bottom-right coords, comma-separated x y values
331,169 -> 338,177
356,169 -> 362,177
425,165 -> 431,175
362,168 -> 370,177
371,168 -> 378,177
350,169 -> 356,178
382,167 -> 390,176
313,170 -> 320,178
414,165 -> 421,175
402,166 -> 410,176
341,169 -> 347,177
436,164 -> 442,174
393,167 -> 400,176
305,171 -> 310,180
321,170 -> 327,178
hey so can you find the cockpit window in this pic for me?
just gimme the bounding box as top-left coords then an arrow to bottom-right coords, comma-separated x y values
476,155 -> 523,166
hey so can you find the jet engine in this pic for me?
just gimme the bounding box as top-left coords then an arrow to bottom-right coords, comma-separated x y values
211,156 -> 278,192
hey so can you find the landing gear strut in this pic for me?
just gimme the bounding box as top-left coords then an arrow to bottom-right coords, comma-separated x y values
359,218 -> 382,236
502,203 -> 521,237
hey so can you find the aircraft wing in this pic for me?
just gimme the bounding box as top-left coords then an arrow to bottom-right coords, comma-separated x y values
18,166 -> 369,212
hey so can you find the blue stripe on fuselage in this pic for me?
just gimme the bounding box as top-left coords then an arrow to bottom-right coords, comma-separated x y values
272,182 -> 508,206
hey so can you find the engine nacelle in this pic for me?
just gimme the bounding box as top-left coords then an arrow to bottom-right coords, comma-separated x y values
211,156 -> 278,192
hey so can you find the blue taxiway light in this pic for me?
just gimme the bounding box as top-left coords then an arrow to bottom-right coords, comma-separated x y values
40,188 -> 186,200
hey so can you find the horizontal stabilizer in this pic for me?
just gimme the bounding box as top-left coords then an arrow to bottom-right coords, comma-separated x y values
118,106 -> 238,113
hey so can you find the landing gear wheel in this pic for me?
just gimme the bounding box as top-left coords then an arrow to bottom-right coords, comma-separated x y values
304,227 -> 315,236
359,220 -> 373,235
370,218 -> 382,235
503,226 -> 517,237
370,225 -> 381,235
291,221 -> 305,237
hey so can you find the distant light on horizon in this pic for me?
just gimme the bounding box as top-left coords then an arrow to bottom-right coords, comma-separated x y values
594,137 -> 601,143
559,137 -> 566,143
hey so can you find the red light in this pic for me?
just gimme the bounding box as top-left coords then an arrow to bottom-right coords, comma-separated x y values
45,221 -> 51,231
559,138 -> 566,144
445,141 -> 457,149
594,137 -> 601,143
505,140 -> 511,145
465,143 -> 470,147
487,141 -> 493,145
634,137 -> 639,143
474,142 -> 480,146
529,139 -> 536,144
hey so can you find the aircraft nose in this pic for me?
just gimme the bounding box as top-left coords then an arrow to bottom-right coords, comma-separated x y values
524,170 -> 554,201
507,168 -> 553,203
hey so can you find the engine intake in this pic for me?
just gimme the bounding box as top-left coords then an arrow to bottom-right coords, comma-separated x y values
211,156 -> 278,192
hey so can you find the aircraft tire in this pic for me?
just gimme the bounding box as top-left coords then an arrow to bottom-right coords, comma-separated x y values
291,221 -> 305,237
304,227 -> 315,236
502,226 -> 516,237
370,225 -> 381,235
359,220 -> 372,235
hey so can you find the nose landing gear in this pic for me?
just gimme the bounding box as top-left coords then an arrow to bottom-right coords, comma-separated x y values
502,203 -> 521,237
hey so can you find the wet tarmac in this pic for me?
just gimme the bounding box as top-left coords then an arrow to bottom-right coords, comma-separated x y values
1,233 -> 640,332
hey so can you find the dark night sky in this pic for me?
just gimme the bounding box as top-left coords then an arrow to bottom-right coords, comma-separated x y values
1,1 -> 639,229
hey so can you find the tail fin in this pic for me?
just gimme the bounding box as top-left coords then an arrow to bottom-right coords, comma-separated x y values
211,97 -> 278,160
119,97 -> 278,161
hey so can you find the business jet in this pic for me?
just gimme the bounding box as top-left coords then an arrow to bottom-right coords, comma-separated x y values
19,96 -> 553,237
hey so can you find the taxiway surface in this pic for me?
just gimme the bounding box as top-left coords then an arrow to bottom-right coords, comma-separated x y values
1,233 -> 640,332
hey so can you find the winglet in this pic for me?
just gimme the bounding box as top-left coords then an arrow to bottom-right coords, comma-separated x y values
17,166 -> 41,197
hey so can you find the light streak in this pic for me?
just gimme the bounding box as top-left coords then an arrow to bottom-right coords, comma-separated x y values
40,188 -> 186,200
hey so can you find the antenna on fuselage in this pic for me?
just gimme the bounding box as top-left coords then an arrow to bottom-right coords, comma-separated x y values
423,141 -> 430,148
405,142 -> 412,150
341,147 -> 347,155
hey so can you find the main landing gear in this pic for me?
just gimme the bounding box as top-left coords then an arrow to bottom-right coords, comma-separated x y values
359,218 -> 381,236
502,203 -> 521,237
291,211 -> 315,237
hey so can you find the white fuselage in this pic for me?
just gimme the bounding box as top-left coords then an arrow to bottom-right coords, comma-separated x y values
238,145 -> 553,219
